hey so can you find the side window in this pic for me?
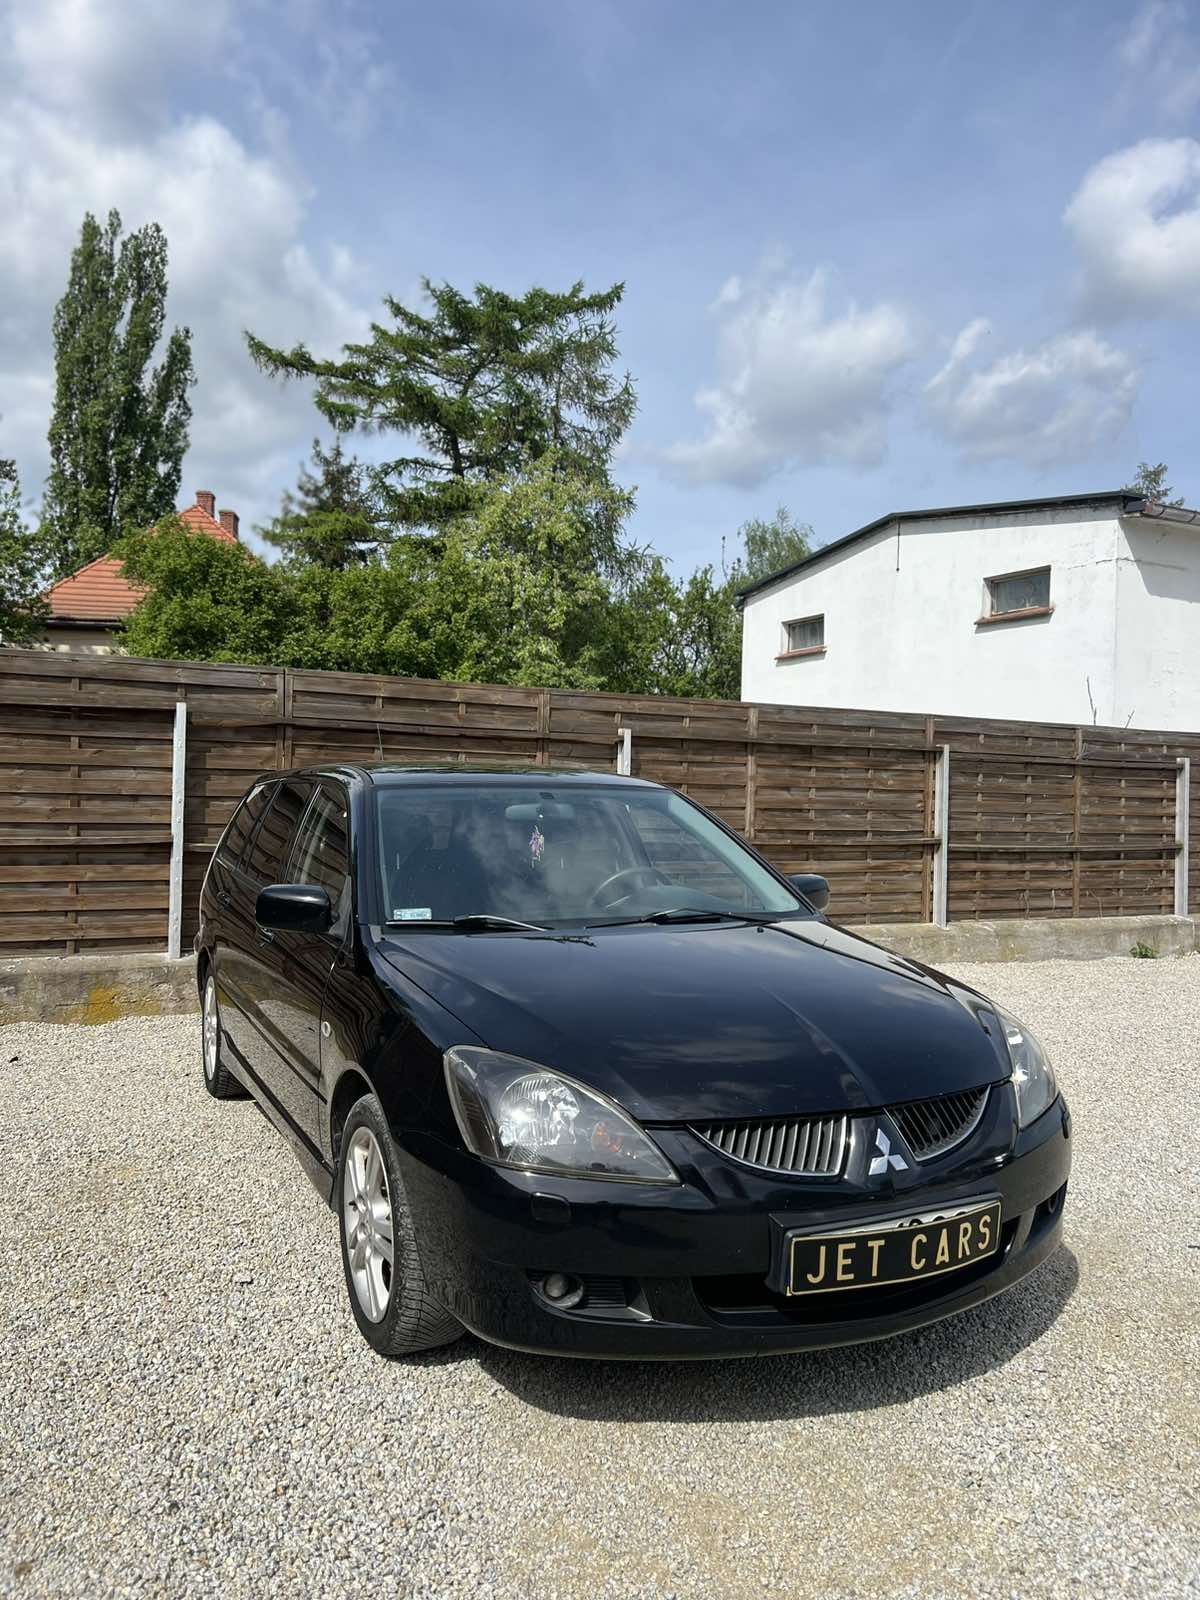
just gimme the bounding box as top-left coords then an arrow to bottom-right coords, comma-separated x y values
986,566 -> 1051,618
242,780 -> 312,885
289,788 -> 351,924
218,781 -> 275,869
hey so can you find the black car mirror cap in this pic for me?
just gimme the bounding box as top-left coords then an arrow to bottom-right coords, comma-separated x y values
788,873 -> 830,911
255,883 -> 333,935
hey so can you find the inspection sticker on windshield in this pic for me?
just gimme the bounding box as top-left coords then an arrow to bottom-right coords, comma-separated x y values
392,907 -> 432,921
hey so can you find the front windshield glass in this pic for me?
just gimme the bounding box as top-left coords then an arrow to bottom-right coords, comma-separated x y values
374,782 -> 807,927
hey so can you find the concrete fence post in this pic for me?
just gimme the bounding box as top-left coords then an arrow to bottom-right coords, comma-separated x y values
616,726 -> 633,776
931,744 -> 951,928
167,700 -> 187,959
1176,757 -> 1190,917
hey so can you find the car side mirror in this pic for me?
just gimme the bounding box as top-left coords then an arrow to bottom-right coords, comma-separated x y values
256,883 -> 333,935
788,873 -> 830,912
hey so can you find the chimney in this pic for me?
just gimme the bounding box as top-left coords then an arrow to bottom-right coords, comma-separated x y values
196,489 -> 216,518
219,508 -> 240,540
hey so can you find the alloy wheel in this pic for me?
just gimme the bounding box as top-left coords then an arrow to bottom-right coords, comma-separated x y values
342,1126 -> 395,1323
202,978 -> 219,1083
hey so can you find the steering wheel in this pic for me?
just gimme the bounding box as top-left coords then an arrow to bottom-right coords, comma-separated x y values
589,865 -> 672,911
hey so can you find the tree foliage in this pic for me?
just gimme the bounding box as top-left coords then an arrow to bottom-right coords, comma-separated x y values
0,459 -> 49,646
119,456 -> 645,687
256,438 -> 382,568
1127,461 -> 1184,507
117,518 -> 300,665
41,209 -> 195,577
732,505 -> 813,583
246,279 -> 636,534
117,473 -> 814,703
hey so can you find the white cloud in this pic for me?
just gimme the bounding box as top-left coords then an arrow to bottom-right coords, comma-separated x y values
1117,3 -> 1200,123
661,264 -> 918,487
1064,138 -> 1200,319
924,320 -> 1139,468
9,0 -> 235,134
0,0 -> 373,539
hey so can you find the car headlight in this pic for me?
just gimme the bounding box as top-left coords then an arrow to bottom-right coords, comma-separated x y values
998,1008 -> 1058,1127
444,1046 -> 679,1184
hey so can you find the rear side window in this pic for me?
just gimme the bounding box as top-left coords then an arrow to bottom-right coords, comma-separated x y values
218,782 -> 275,869
289,789 -> 351,922
243,780 -> 312,885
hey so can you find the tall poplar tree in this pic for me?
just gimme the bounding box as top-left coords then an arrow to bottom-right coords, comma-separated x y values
41,209 -> 195,576
246,278 -> 636,534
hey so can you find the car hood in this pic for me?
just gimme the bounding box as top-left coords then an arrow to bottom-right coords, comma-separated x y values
377,918 -> 1011,1122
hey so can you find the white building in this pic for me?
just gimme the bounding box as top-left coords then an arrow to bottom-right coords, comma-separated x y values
737,491 -> 1200,732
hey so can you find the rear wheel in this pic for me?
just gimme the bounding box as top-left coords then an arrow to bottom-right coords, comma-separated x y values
337,1094 -> 463,1356
201,972 -> 242,1100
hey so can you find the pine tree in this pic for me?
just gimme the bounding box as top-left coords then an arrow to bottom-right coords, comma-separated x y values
0,460 -> 49,645
246,279 -> 636,533
256,438 -> 381,569
1127,462 -> 1185,507
41,210 -> 195,577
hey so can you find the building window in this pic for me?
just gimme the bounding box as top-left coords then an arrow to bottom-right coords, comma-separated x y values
983,567 -> 1052,622
779,614 -> 825,659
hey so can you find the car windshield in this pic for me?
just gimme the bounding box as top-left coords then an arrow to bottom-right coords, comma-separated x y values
374,781 -> 808,928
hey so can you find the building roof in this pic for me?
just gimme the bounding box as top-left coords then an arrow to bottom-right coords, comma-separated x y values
45,494 -> 238,626
734,489 -> 1200,605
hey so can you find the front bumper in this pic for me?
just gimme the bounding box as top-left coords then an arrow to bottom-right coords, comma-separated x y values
398,1091 -> 1071,1359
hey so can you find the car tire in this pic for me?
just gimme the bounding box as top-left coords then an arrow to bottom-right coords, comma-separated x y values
201,971 -> 243,1100
337,1094 -> 463,1357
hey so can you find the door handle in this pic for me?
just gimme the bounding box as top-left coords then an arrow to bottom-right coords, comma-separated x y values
219,891 -> 233,909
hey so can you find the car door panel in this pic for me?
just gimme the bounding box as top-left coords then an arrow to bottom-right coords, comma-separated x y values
248,782 -> 353,1149
208,781 -> 277,1074
225,780 -> 314,1114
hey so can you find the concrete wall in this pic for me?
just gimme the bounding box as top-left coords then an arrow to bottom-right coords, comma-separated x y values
1114,517 -> 1200,730
36,626 -> 121,654
741,504 -> 1200,730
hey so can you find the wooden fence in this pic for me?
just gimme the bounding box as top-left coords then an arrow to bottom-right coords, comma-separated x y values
0,648 -> 1195,957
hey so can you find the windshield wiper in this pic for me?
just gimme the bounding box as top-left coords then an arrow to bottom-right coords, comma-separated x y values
588,907 -> 740,928
383,913 -> 551,933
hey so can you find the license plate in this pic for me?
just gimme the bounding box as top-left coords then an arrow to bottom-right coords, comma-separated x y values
785,1199 -> 1002,1296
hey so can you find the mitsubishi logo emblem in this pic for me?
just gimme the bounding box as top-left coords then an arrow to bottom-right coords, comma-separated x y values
869,1127 -> 908,1177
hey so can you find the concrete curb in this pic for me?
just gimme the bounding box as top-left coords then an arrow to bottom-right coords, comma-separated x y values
0,914 -> 1195,1026
0,951 -> 199,1026
850,914 -> 1197,965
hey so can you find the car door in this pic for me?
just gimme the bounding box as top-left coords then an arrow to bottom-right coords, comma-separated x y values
223,778 -> 314,1115
258,782 -> 352,1149
209,779 -> 278,1072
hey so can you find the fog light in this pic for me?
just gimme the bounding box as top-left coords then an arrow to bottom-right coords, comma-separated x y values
539,1272 -> 585,1310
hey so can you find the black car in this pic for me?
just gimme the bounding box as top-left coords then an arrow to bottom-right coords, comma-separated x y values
196,764 -> 1069,1360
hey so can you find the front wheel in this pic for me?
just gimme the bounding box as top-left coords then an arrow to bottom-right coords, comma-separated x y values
201,973 -> 242,1100
337,1095 -> 463,1357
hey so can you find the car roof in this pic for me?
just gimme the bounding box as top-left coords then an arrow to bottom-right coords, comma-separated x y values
274,762 -> 663,790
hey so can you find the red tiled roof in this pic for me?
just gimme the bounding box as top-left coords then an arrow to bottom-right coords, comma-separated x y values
45,554 -> 146,622
45,498 -> 238,625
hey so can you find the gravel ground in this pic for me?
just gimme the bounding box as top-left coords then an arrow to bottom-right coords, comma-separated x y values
1,955 -> 1198,1600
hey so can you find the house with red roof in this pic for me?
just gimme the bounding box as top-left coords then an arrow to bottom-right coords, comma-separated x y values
40,491 -> 240,654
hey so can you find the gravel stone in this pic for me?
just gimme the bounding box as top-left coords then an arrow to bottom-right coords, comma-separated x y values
1,954 -> 1198,1599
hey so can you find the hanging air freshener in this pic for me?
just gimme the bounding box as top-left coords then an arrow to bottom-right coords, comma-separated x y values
529,823 -> 545,867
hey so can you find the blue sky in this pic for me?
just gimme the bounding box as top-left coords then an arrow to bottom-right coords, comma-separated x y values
3,0 -> 1200,570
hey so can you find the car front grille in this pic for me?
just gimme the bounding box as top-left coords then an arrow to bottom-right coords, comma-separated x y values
693,1086 -> 993,1177
889,1086 -> 990,1160
691,1115 -> 849,1177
